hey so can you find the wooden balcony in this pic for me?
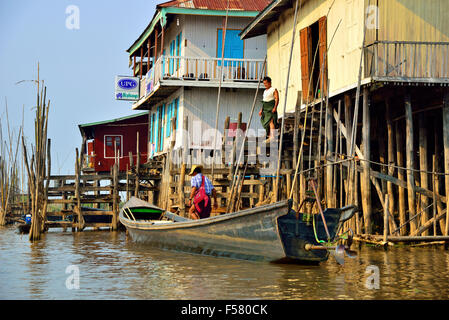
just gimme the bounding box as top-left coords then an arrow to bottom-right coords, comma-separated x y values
133,55 -> 265,109
365,41 -> 449,84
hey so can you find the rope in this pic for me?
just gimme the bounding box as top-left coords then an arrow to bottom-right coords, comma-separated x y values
330,152 -> 449,176
391,202 -> 434,234
312,213 -> 326,244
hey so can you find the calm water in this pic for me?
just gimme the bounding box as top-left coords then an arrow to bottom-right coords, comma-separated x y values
1,226 -> 449,300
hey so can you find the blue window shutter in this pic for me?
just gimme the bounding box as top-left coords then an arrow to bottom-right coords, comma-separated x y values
175,98 -> 179,130
160,104 -> 165,151
155,108 -> 159,152
169,41 -> 175,74
176,32 -> 182,71
166,103 -> 172,137
217,29 -> 244,66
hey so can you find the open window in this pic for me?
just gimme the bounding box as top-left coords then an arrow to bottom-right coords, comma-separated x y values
104,135 -> 123,158
300,17 -> 328,103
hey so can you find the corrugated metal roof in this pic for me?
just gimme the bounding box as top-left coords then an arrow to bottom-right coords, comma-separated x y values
79,112 -> 148,129
158,0 -> 270,11
240,0 -> 294,39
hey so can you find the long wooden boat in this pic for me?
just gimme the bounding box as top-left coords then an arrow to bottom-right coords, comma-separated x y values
119,197 -> 356,263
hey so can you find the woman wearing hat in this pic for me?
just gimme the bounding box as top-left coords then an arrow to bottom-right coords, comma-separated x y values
188,165 -> 218,219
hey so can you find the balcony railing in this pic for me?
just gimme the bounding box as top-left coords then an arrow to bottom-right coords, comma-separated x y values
139,56 -> 266,100
364,41 -> 449,82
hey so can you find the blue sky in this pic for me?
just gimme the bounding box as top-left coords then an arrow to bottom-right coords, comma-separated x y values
0,0 -> 158,174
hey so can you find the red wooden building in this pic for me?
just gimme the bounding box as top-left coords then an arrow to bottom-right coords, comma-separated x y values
78,113 -> 148,173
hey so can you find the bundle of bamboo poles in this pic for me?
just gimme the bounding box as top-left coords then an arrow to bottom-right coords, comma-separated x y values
22,76 -> 51,241
0,104 -> 22,226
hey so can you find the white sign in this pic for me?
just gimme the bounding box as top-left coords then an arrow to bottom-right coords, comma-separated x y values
115,76 -> 140,101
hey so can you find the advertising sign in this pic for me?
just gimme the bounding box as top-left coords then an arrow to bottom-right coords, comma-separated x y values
115,76 -> 140,101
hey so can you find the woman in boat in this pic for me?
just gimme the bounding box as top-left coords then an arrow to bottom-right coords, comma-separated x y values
188,165 -> 218,219
259,76 -> 279,142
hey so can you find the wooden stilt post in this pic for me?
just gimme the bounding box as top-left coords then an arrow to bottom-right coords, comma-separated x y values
419,115 -> 429,235
112,163 -> 118,230
344,94 -> 353,207
405,91 -> 418,234
383,194 -> 389,243
361,87 -> 372,234
443,89 -> 449,236
434,115 -> 446,233
385,99 -> 396,233
396,121 -> 407,235
135,132 -> 140,197
179,116 -> 188,217
432,155 -> 438,236
75,148 -> 84,231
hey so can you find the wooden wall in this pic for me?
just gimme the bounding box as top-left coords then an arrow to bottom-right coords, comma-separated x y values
266,0 -> 365,112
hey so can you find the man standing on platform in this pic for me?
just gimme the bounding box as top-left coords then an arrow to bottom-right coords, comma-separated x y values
259,76 -> 279,142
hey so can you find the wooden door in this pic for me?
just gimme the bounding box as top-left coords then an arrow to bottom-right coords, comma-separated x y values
319,16 -> 328,97
300,26 -> 312,103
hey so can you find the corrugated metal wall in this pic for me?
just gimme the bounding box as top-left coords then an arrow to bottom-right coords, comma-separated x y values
182,87 -> 264,149
377,0 -> 449,42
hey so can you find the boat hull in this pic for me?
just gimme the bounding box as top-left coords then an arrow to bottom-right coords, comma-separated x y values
122,200 -> 291,262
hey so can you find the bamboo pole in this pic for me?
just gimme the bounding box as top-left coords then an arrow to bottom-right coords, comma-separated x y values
274,0 -> 300,202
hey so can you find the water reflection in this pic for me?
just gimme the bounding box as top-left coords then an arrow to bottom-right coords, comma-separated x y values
0,226 -> 448,299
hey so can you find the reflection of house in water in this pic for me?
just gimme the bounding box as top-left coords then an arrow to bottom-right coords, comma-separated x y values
79,113 -> 148,173
127,0 -> 270,158
241,0 -> 449,237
